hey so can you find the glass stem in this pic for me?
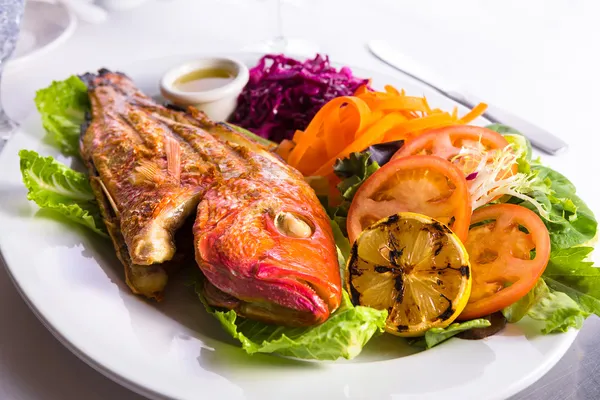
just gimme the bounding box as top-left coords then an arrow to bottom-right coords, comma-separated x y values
0,64 -> 8,127
272,0 -> 287,52
0,62 -> 17,150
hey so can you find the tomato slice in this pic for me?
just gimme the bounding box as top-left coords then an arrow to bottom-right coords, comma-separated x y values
458,204 -> 551,320
392,126 -> 516,177
346,155 -> 472,244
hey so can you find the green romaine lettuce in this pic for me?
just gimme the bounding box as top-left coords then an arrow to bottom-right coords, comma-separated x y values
528,290 -> 588,334
486,123 -> 533,168
328,151 -> 380,236
196,286 -> 387,361
330,220 -> 351,283
485,124 -> 598,248
19,150 -> 106,237
34,75 -> 90,157
331,220 -> 351,263
543,247 -> 600,316
487,123 -> 597,249
503,278 -> 589,333
410,319 -> 491,349
527,165 -> 597,249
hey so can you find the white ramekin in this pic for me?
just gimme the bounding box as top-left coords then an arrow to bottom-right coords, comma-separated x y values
159,57 -> 249,121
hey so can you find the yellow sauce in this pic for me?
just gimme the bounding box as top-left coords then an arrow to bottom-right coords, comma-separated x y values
174,68 -> 235,92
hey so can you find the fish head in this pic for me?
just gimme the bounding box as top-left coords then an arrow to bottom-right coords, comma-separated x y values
194,178 -> 342,327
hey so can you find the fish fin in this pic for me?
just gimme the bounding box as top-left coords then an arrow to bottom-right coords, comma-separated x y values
165,136 -> 181,184
130,159 -> 167,187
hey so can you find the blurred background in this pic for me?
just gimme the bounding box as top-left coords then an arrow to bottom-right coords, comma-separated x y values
4,0 -> 600,132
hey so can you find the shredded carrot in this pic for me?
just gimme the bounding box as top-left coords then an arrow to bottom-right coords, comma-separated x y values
310,113 -> 406,177
287,96 -> 370,167
276,139 -> 295,160
280,84 -> 488,177
354,84 -> 371,96
384,85 -> 400,96
459,102 -> 488,124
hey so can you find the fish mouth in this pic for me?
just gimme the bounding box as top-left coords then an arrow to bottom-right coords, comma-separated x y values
201,263 -> 332,327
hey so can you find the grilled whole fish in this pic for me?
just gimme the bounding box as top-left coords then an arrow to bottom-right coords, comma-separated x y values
80,70 -> 341,325
192,121 -> 342,326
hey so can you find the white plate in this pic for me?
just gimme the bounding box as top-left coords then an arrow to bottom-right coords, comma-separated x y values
0,53 -> 583,400
9,0 -> 76,68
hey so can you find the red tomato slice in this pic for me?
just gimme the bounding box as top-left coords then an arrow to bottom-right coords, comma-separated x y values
392,125 -> 516,177
459,204 -> 551,320
347,155 -> 472,244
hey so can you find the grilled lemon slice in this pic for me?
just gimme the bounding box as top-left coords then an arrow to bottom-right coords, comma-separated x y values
346,212 -> 471,337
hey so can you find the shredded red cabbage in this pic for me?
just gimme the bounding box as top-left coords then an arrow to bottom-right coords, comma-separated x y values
466,172 -> 479,181
229,54 -> 370,143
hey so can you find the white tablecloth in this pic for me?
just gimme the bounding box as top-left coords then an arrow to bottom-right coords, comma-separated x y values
2,1 -> 599,399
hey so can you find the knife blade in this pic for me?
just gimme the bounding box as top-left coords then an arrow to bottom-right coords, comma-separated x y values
367,40 -> 568,155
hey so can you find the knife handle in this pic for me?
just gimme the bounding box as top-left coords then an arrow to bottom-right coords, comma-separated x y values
446,91 -> 568,155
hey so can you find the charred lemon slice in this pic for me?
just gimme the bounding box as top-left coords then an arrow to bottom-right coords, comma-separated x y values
347,212 -> 471,337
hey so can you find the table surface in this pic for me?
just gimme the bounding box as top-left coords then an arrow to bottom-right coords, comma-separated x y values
1,1 -> 600,399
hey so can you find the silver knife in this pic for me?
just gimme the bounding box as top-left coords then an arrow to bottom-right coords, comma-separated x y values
367,40 -> 568,155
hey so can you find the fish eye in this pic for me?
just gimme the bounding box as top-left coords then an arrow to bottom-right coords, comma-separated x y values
274,211 -> 314,239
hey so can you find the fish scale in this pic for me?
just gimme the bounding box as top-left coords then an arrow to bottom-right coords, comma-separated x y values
80,70 -> 341,326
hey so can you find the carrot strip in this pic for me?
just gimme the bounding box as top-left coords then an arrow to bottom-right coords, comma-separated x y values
373,97 -> 430,112
287,96 -> 369,167
276,139 -> 295,161
459,103 -> 488,124
309,113 -> 406,176
354,84 -> 371,96
384,113 -> 455,137
324,101 -> 369,158
384,85 -> 400,95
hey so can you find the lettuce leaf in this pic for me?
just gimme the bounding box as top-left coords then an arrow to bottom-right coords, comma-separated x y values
330,222 -> 351,283
543,247 -> 600,317
409,319 -> 491,349
486,123 -> 533,168
487,123 -> 597,250
486,124 -> 597,332
328,151 -> 380,236
19,150 -> 106,237
503,278 -> 589,333
528,290 -> 588,334
34,75 -> 90,157
526,165 -> 597,249
197,286 -> 387,361
331,220 -> 350,263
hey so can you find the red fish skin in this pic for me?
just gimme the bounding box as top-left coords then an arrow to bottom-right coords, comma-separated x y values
195,175 -> 342,327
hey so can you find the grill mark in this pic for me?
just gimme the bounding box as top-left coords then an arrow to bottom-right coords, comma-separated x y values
438,294 -> 454,321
